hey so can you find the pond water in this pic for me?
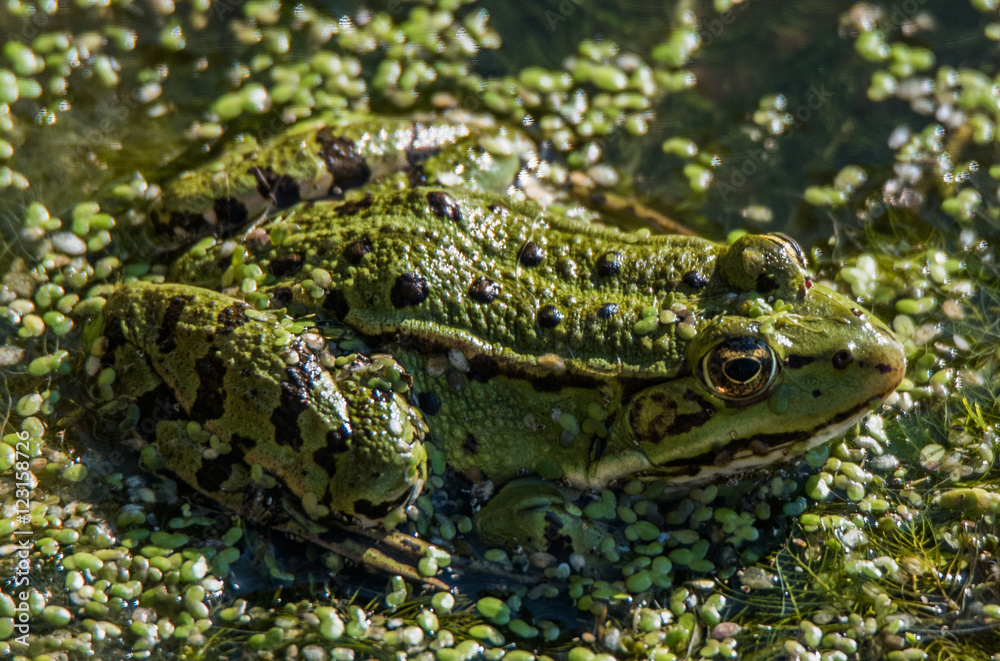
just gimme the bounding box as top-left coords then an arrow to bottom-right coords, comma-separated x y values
1,1 -> 999,659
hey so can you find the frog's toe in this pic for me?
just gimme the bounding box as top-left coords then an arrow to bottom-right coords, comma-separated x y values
473,478 -> 607,556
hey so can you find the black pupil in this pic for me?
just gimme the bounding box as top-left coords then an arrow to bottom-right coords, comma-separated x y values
724,357 -> 761,383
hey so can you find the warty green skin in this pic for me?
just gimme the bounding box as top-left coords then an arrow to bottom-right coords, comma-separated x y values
98,120 -> 906,560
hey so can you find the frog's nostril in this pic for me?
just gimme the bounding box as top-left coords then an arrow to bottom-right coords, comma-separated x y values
832,349 -> 854,370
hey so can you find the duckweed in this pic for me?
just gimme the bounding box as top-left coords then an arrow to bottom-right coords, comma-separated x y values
3,0 -> 1000,659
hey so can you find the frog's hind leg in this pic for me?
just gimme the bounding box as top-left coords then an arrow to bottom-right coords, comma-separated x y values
473,477 -> 614,563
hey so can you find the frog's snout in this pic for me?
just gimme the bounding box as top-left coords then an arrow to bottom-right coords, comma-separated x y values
837,321 -> 907,403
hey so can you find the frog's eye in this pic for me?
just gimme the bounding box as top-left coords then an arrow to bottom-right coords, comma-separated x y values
700,337 -> 778,401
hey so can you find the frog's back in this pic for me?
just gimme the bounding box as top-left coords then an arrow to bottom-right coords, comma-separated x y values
172,187 -> 724,383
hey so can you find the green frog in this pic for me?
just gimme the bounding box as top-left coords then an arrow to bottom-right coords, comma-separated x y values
93,113 -> 906,583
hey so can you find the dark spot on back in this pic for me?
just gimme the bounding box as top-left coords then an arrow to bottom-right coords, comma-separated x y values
269,252 -> 305,277
323,289 -> 349,319
468,276 -> 500,303
683,270 -> 709,289
336,193 -> 374,216
596,251 -> 622,277
426,191 -> 461,222
390,272 -> 429,308
156,295 -> 191,354
217,304 -> 248,332
597,303 -> 619,319
416,392 -> 441,415
213,197 -> 249,233
316,130 -> 371,195
344,236 -> 373,265
875,363 -> 893,374
786,354 -> 815,369
812,389 -> 822,398
538,305 -> 564,328
832,349 -> 854,370
250,166 -> 301,209
463,434 -> 479,454
518,241 -> 545,267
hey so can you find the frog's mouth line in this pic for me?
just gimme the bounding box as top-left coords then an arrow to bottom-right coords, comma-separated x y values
641,400 -> 876,483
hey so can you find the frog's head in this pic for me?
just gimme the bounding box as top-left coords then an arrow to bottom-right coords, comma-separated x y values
623,278 -> 905,484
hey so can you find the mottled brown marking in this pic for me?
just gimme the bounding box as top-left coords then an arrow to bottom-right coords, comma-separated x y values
268,252 -> 305,277
270,286 -> 294,308
191,351 -> 227,421
250,166 -> 301,209
785,354 -> 815,369
316,130 -> 371,194
213,197 -> 249,233
312,426 -> 351,475
468,353 -> 500,383
269,365 -> 315,451
194,445 -> 246,494
166,210 -> 208,236
323,290 -> 349,319
156,295 -> 192,354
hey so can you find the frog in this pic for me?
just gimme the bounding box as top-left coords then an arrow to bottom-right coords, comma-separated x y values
93,113 -> 906,584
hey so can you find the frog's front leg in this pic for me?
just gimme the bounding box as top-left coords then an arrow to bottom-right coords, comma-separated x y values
98,281 -> 428,538
473,477 -> 611,560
